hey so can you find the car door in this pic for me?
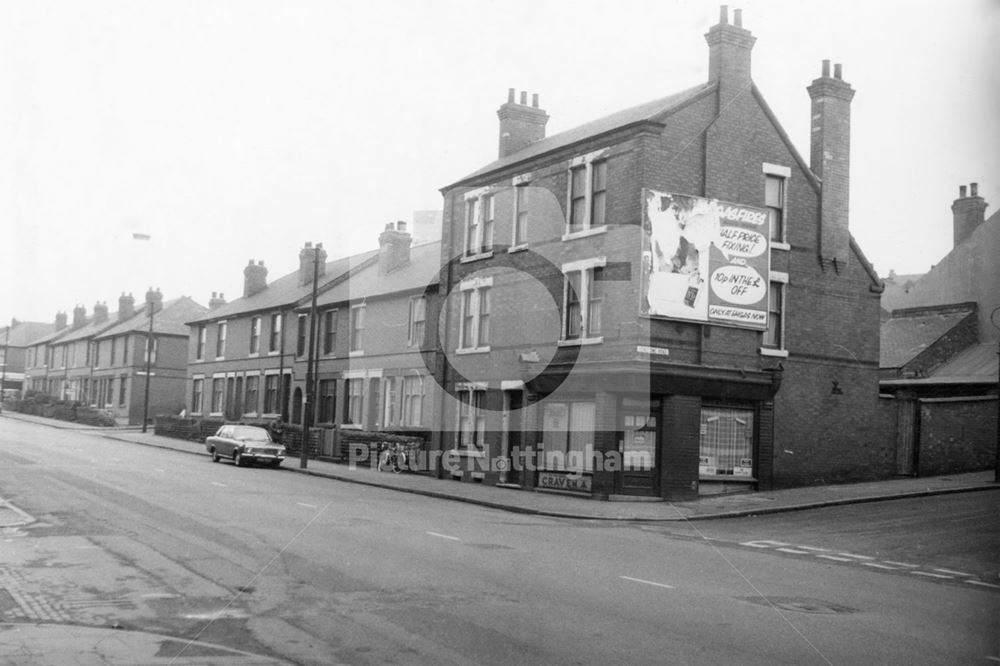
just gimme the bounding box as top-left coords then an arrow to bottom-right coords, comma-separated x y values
215,426 -> 234,458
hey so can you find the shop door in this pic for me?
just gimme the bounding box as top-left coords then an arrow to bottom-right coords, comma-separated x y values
615,398 -> 660,495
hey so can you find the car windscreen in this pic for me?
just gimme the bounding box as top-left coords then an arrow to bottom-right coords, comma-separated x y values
230,427 -> 272,443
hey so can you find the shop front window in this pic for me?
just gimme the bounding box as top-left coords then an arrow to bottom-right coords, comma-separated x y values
699,406 -> 754,477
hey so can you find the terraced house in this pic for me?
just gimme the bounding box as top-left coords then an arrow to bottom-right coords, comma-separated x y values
431,7 -> 888,499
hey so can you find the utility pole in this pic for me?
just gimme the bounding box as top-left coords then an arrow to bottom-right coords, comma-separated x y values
141,293 -> 155,433
0,322 -> 9,404
302,243 -> 321,469
992,307 -> 1000,483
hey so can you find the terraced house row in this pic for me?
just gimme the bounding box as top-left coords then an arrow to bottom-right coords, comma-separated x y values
180,8 -> 901,500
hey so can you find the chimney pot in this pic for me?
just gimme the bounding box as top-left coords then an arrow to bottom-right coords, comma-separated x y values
720,5 -> 728,23
519,90 -> 527,105
305,241 -> 312,248
959,185 -> 967,198
507,88 -> 515,103
397,221 -> 407,232
734,8 -> 742,27
970,182 -> 978,196
212,291 -> 217,298
822,59 -> 830,77
532,93 -> 539,108
834,63 -> 843,79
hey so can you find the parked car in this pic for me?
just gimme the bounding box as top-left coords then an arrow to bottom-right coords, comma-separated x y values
205,425 -> 286,468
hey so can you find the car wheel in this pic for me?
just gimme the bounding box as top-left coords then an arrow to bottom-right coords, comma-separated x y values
210,448 -> 220,463
234,451 -> 243,467
270,460 -> 281,468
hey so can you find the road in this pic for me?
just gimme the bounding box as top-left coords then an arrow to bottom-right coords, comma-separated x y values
0,417 -> 997,665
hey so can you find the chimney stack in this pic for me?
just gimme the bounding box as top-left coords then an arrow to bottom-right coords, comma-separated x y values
118,293 -> 135,321
55,311 -> 67,330
145,287 -> 163,314
209,292 -> 227,309
378,221 -> 413,275
243,259 -> 268,298
93,301 -> 109,324
298,242 -> 328,286
705,5 -> 756,105
72,304 -> 87,328
807,59 -> 855,267
951,182 -> 988,247
497,88 -> 549,159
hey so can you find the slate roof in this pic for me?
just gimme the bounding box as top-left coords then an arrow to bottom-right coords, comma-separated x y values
450,83 -> 714,186
881,341 -> 998,386
94,297 -> 208,339
879,307 -> 975,369
314,242 -> 442,307
187,250 -> 379,324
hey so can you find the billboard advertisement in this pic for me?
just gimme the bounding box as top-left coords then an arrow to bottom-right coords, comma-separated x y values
641,189 -> 771,329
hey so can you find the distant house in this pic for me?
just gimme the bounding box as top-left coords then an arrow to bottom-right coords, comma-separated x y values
879,184 -> 999,476
0,320 -> 54,395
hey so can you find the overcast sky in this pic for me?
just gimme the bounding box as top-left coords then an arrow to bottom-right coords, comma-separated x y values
2,0 -> 997,326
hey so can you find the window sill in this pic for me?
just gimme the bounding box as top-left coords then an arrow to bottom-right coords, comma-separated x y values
209,412 -> 223,417
455,346 -> 491,355
557,336 -> 604,347
267,350 -> 280,356
562,225 -> 608,242
759,347 -> 789,358
349,350 -> 364,358
461,250 -> 494,263
507,244 -> 529,254
770,241 -> 790,251
248,353 -> 259,358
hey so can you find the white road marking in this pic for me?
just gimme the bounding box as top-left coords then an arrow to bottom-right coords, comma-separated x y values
426,531 -> 461,541
933,568 -> 973,576
817,555 -> 854,562
740,540 -> 790,548
967,580 -> 1000,590
620,576 -> 675,589
984,656 -> 1000,662
154,468 -> 165,473
211,482 -> 226,487
837,552 -> 875,560
861,562 -> 899,570
797,546 -> 829,552
883,561 -> 918,568
777,548 -> 812,554
296,502 -> 317,509
912,571 -> 953,579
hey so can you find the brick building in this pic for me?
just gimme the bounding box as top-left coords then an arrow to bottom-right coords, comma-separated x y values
21,292 -> 206,425
431,7 -> 888,499
0,320 -> 54,396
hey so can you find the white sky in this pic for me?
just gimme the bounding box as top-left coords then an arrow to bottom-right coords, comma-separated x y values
2,0 -> 997,326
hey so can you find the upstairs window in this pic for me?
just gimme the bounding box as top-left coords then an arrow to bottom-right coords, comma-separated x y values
762,271 -> 788,356
763,163 -> 790,244
196,325 -> 206,360
561,258 -> 605,343
566,150 -> 609,236
323,310 -> 338,355
268,313 -> 281,353
408,297 -> 426,347
463,189 -> 495,257
249,316 -> 261,355
216,322 -> 227,358
296,314 -> 307,357
458,278 -> 491,351
350,305 -> 365,353
143,336 -> 157,365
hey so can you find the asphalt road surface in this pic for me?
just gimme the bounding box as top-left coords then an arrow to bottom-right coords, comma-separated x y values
0,418 -> 996,665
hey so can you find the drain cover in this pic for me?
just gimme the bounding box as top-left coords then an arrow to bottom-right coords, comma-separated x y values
738,596 -> 858,615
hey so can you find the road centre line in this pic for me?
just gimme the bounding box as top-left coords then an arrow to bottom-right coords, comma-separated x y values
968,580 -> 1000,590
740,540 -> 790,548
836,552 -> 875,560
861,562 -> 899,570
912,571 -> 953,579
620,576 -> 675,589
933,568 -> 973,576
817,555 -> 854,562
211,482 -> 226,487
777,547 -> 812,554
796,546 -> 829,552
296,502 -> 318,509
426,532 -> 461,541
883,561 -> 918,568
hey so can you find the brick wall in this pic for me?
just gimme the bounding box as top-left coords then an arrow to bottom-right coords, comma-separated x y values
918,398 -> 997,475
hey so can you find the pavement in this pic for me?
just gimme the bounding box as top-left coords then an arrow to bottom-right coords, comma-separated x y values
1,410 -> 997,665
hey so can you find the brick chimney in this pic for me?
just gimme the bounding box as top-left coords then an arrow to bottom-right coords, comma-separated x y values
93,301 -> 109,324
145,287 -> 163,314
208,292 -> 227,309
118,293 -> 135,320
243,259 -> 268,298
497,89 -> 549,159
55,311 -> 67,330
808,59 -> 855,268
951,182 -> 988,247
705,6 -> 756,105
378,221 -> 413,275
298,242 -> 328,286
72,304 -> 87,328
703,6 -> 757,202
